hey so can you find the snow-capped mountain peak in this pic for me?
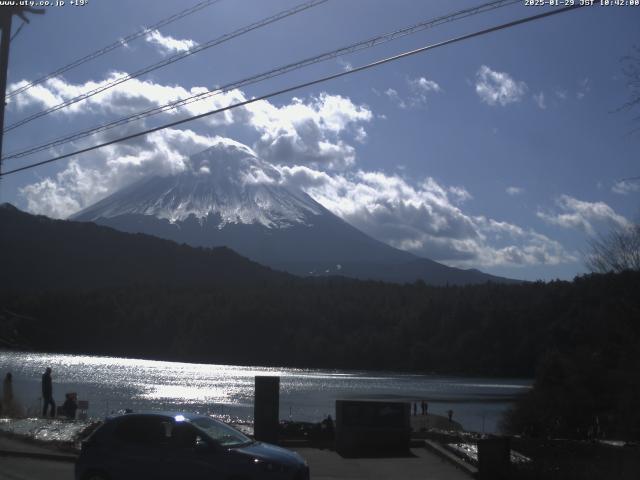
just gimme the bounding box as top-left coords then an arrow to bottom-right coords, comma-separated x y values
73,140 -> 323,229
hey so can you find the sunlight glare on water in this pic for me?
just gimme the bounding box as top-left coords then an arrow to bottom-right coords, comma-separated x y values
0,351 -> 530,433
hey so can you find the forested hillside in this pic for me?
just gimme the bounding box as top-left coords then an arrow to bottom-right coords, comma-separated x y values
2,271 -> 638,378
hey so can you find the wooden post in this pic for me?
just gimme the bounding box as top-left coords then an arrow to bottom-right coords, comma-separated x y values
254,376 -> 280,443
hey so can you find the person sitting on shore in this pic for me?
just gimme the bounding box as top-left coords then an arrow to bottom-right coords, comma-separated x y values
320,414 -> 335,440
62,393 -> 78,420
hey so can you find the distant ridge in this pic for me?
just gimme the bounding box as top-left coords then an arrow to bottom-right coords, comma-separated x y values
0,202 -> 290,291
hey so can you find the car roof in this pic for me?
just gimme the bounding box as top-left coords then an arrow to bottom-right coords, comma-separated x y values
106,411 -> 208,422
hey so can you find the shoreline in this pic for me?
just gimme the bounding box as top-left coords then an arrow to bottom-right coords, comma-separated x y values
0,414 -> 465,450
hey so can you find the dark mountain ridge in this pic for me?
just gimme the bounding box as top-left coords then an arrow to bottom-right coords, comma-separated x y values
0,203 -> 290,291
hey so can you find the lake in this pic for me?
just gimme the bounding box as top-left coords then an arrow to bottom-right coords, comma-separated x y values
0,351 -> 530,433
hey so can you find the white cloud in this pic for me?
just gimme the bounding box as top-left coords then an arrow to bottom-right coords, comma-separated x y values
410,77 -> 441,94
8,73 -> 372,170
384,88 -> 398,99
533,92 -> 546,109
554,88 -> 567,100
354,126 -> 367,144
448,186 -> 472,203
384,88 -> 406,109
407,76 -> 441,108
506,186 -> 524,196
278,165 -> 574,267
475,65 -> 527,106
383,77 -> 441,109
8,73 -> 246,126
576,77 -> 591,100
20,129 -> 224,219
612,179 -> 640,195
145,30 -> 198,54
337,58 -> 353,71
537,195 -> 631,235
246,93 -> 372,170
14,73 -> 373,213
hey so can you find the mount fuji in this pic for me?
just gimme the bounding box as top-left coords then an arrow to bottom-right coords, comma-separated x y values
72,139 -> 513,285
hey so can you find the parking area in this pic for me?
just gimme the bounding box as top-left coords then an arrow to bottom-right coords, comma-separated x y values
295,447 -> 471,480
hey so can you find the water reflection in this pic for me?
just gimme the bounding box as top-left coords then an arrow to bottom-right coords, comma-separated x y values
0,351 -> 530,433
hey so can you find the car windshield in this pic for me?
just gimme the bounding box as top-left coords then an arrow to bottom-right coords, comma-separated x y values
190,417 -> 251,447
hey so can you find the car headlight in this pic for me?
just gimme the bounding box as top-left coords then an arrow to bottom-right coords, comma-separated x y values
253,458 -> 288,474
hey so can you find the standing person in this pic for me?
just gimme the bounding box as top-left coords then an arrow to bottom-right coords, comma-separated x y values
424,401 -> 428,416
447,409 -> 453,422
42,367 -> 55,418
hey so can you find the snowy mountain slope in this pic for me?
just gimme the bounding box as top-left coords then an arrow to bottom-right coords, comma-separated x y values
72,141 -> 516,285
75,140 -> 322,229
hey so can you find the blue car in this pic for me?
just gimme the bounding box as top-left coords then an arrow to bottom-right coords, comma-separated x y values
75,412 -> 310,480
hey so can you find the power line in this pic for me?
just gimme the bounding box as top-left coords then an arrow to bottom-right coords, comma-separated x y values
3,0 -> 520,162
3,0 -> 327,133
6,0 -> 224,99
0,4 -> 586,178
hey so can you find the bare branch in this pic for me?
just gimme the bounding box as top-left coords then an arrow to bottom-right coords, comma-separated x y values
585,224 -> 640,273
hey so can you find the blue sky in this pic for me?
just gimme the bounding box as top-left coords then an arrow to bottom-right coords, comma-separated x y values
1,0 -> 638,281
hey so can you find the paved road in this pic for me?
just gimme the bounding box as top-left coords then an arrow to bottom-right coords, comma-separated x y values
0,432 -> 472,480
0,457 -> 72,480
0,449 -> 472,480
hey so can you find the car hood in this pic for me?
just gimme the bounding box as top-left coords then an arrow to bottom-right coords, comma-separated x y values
233,441 -> 305,467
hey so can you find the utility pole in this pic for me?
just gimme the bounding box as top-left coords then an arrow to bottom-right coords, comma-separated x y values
0,6 -> 44,182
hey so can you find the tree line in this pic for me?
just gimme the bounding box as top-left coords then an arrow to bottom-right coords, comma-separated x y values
2,271 -> 638,379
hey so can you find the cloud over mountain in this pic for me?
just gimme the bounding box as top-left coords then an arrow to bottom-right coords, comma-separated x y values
9,73 -> 372,170
12,71 -> 574,269
246,93 -> 372,169
278,165 -> 573,267
21,128 -> 220,219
